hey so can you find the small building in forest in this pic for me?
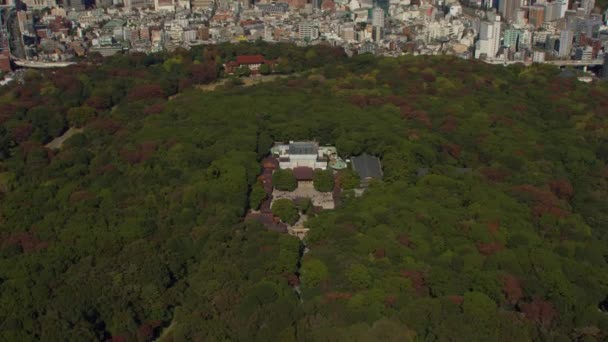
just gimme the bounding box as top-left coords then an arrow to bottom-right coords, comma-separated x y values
293,166 -> 314,183
271,141 -> 338,170
223,54 -> 275,75
351,153 -> 383,185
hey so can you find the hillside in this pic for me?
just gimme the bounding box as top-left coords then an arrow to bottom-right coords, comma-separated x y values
0,44 -> 608,341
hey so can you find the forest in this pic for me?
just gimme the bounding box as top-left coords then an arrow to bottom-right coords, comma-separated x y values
0,41 -> 608,341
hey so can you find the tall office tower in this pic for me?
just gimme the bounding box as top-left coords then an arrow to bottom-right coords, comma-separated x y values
514,8 -> 526,24
371,7 -> 384,28
475,15 -> 501,59
558,29 -> 573,57
499,0 -> 521,20
558,0 -> 568,17
544,1 -> 561,21
503,29 -> 521,49
312,0 -> 320,9
581,0 -> 594,15
519,29 -> 532,48
528,5 -> 545,27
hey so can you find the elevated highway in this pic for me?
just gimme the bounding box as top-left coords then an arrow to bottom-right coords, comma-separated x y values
2,6 -> 74,68
485,59 -> 604,67
11,58 -> 76,68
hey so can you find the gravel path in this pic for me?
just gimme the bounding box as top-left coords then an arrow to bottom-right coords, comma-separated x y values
45,127 -> 84,149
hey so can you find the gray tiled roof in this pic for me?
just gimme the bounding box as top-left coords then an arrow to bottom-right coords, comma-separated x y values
289,142 -> 318,155
352,153 -> 383,180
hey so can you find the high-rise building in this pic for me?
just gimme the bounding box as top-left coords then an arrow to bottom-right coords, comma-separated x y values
528,5 -> 545,28
371,7 -> 384,28
341,24 -> 355,42
298,22 -> 317,40
581,0 -> 594,15
533,50 -> 546,62
312,0 -> 321,9
558,30 -> 573,57
558,0 -> 569,17
16,11 -> 34,35
475,15 -> 501,59
0,14 -> 12,73
499,0 -> 521,21
503,29 -> 520,49
519,29 -> 532,48
544,1 -> 561,21
574,46 -> 593,60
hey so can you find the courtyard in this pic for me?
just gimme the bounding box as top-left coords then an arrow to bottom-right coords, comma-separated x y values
271,182 -> 335,210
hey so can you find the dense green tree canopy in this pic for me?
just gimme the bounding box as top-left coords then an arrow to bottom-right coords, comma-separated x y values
272,169 -> 297,191
272,199 -> 300,225
249,180 -> 267,210
0,42 -> 607,341
313,169 -> 334,192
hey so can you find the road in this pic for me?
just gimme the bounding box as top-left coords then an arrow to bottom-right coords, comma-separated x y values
484,58 -> 604,67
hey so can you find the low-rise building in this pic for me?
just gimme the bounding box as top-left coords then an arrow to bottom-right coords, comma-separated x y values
223,54 -> 273,74
271,141 -> 336,170
351,153 -> 383,185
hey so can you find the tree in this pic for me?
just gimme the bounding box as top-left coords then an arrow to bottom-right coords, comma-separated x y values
190,62 -> 218,84
300,258 -> 328,288
250,181 -> 267,210
271,199 -> 299,225
67,106 -> 96,128
346,264 -> 372,289
272,169 -> 297,191
313,169 -> 334,192
295,197 -> 313,215
236,66 -> 252,77
127,84 -> 165,101
260,64 -> 271,75
338,168 -> 360,190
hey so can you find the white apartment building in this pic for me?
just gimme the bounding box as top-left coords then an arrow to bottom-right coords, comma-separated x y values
372,7 -> 384,28
475,16 -> 501,59
558,30 -> 573,58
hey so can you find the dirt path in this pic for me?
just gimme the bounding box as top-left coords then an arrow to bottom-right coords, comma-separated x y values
156,320 -> 176,342
196,74 -> 286,92
45,127 -> 84,149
